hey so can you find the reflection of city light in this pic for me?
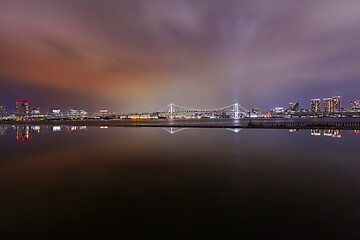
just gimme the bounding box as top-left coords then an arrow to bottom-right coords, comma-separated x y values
311,129 -> 321,136
16,126 -> 32,141
289,129 -> 299,133
324,129 -> 342,138
53,126 -> 61,132
351,130 -> 360,135
100,126 -> 109,129
332,130 -> 342,138
324,130 -> 333,137
32,126 -> 40,133
0,126 -> 7,136
65,126 -> 87,132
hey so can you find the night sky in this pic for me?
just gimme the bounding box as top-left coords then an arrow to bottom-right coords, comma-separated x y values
1,0 -> 360,113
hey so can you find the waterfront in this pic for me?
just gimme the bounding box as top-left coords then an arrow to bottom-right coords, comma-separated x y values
2,117 -> 360,130
1,125 -> 360,238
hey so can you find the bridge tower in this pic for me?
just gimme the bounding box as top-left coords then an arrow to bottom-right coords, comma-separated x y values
170,103 -> 174,119
234,103 -> 240,119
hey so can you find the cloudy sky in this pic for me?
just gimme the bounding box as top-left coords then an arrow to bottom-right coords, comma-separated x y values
1,0 -> 360,112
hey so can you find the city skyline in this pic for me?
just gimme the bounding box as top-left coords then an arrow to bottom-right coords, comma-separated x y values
2,94 -> 360,117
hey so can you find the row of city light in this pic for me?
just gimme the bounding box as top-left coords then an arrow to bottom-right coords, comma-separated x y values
2,125 -> 360,141
1,97 -> 360,120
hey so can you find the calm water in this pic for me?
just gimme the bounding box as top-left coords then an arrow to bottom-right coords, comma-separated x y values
1,125 -> 360,238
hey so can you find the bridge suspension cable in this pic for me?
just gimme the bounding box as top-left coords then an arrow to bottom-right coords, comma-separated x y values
157,103 -> 248,113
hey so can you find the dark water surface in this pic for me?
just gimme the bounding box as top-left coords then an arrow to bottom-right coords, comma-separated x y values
1,125 -> 360,238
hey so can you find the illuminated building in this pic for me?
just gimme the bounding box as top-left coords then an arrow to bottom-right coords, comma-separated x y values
32,108 -> 40,116
332,96 -> 341,112
323,96 -> 341,112
274,107 -> 286,114
323,98 -> 332,112
67,108 -> 78,115
350,100 -> 360,110
251,108 -> 261,113
150,112 -> 159,119
78,110 -> 88,115
0,105 -> 6,117
310,99 -> 321,112
16,100 -> 32,116
100,109 -> 109,115
50,108 -> 61,115
66,108 -> 88,117
289,102 -> 299,111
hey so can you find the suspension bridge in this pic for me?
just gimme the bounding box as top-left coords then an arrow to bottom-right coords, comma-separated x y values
124,103 -> 249,119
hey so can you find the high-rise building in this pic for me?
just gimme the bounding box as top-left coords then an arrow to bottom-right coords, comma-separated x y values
332,96 -> 341,112
16,100 -> 32,116
323,98 -> 332,112
310,99 -> 321,112
323,96 -> 341,112
289,102 -> 299,111
0,105 -> 6,117
350,100 -> 360,110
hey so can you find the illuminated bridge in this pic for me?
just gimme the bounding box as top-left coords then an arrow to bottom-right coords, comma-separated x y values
125,103 -> 249,119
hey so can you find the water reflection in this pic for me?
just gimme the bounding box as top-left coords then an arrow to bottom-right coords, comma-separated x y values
0,125 -> 88,141
311,129 -> 321,136
226,128 -> 242,133
288,128 -> 343,138
163,127 -> 188,134
65,126 -> 87,132
324,129 -> 342,138
16,125 -> 32,141
2,125 -> 360,141
289,129 -> 300,133
1,125 -> 360,238
0,125 -> 6,136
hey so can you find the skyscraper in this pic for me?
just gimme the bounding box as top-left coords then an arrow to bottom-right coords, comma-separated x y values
332,96 -> 341,112
16,100 -> 32,116
323,98 -> 332,112
0,105 -> 6,117
310,99 -> 321,112
289,102 -> 299,111
323,96 -> 341,112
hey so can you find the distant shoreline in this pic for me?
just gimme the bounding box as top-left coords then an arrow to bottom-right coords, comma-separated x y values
1,118 -> 360,130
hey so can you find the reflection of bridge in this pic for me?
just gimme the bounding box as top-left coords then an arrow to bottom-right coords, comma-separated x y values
163,127 -> 242,134
128,103 -> 249,119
